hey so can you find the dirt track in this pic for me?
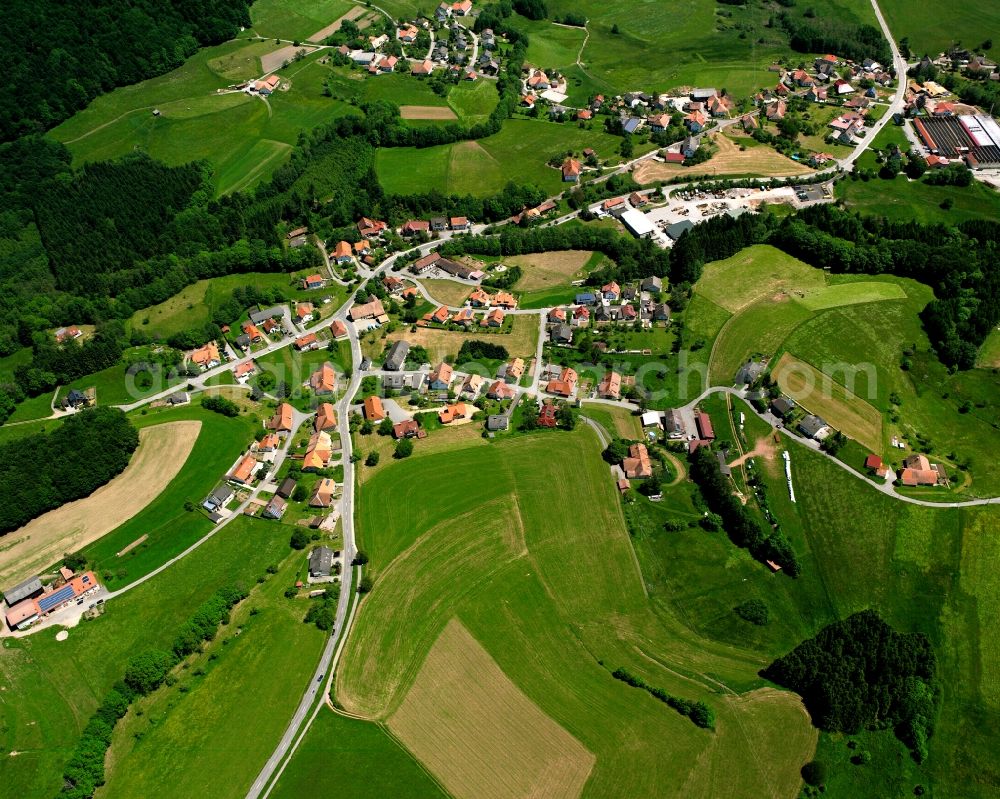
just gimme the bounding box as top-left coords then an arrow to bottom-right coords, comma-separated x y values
307,6 -> 367,42
0,420 -> 201,587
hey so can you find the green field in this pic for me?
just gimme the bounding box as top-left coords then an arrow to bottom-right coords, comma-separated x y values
0,515 -> 296,799
779,283 -> 1000,495
270,711 -> 447,798
98,528 -> 326,799
520,0 -> 878,103
79,404 -> 259,590
977,328 -> 1000,369
877,0 -> 1000,57
447,79 -> 501,120
631,412 -> 1000,796
685,244 -> 1000,492
376,118 -> 647,197
48,42 -> 360,194
55,353 -> 188,408
700,247 -> 913,385
836,175 -> 1000,226
249,0 -> 354,41
335,431 -> 818,798
129,272 -> 313,339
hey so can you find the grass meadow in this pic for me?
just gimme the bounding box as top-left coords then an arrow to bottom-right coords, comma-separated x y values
779,279 -> 1000,496
0,515 -> 296,799
270,711 -> 447,798
977,328 -> 1000,369
689,244 -> 1000,489
335,429 -> 817,799
48,43 -> 361,195
76,405 -> 259,590
249,0 -> 354,41
521,0 -> 878,102
97,525 -> 327,799
836,175 -> 1000,225
129,270 -> 348,340
877,0 -> 1000,56
631,417 -> 1000,796
376,118 -> 643,197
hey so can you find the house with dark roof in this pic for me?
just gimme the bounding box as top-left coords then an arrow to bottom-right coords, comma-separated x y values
384,340 -> 410,371
487,414 -> 509,431
798,414 -> 830,440
735,359 -> 767,385
262,495 -> 287,520
309,546 -> 336,578
770,396 -> 795,418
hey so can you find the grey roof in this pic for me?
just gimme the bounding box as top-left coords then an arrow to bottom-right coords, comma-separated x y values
736,360 -> 767,384
666,219 -> 695,240
717,450 -> 732,476
383,373 -> 406,390
4,575 -> 43,606
264,496 -> 287,518
641,276 -> 662,292
309,546 -> 335,577
666,408 -> 684,433
621,116 -> 642,134
552,323 -> 573,342
210,484 -> 234,504
250,305 -> 286,325
277,477 -> 297,498
798,414 -> 829,438
691,87 -> 718,99
487,415 -> 509,431
771,396 -> 795,416
384,340 -> 410,371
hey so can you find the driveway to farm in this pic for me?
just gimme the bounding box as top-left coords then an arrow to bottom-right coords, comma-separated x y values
681,386 -> 999,509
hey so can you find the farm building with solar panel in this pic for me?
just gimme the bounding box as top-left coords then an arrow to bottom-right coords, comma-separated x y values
3,570 -> 101,631
913,114 -> 1000,169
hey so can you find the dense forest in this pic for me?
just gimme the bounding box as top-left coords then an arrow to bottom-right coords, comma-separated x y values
2,0 -> 251,141
762,610 -> 939,762
778,11 -> 891,66
688,446 -> 800,575
0,407 -> 139,534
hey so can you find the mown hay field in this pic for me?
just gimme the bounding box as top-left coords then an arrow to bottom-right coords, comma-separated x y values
633,133 -> 811,184
772,352 -> 883,452
336,430 -> 817,798
389,620 -> 596,799
0,420 -> 201,587
399,105 -> 458,120
361,314 -> 540,363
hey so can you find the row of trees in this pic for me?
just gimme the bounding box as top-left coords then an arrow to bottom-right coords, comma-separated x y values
439,222 -> 670,285
0,408 -> 138,534
762,610 -> 939,762
778,10 -> 891,66
611,668 -> 715,729
688,446 -> 800,575
58,582 -> 249,797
